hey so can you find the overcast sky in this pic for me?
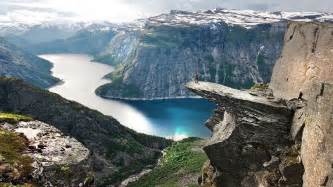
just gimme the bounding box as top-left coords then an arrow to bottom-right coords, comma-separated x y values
0,0 -> 332,24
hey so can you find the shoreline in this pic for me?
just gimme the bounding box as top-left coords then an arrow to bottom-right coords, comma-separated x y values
97,94 -> 203,101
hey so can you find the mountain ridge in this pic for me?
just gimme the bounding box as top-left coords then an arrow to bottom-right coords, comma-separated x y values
0,37 -> 59,88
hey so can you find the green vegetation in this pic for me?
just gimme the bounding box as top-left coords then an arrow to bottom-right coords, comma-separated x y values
128,138 -> 207,187
106,136 -> 145,159
0,183 -> 36,187
142,27 -> 184,48
0,113 -> 32,123
96,66 -> 143,98
256,54 -> 265,65
99,161 -> 151,186
0,128 -> 33,185
251,83 -> 269,90
0,112 -> 34,185
96,77 -> 143,98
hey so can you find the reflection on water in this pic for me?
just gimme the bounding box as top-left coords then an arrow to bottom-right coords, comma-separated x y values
40,54 -> 214,139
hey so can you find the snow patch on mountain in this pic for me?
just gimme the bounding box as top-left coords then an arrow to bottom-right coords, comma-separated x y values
147,9 -> 333,28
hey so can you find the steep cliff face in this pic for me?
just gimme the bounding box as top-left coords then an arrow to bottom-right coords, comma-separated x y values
270,22 -> 333,187
95,10 -> 333,99
97,20 -> 286,99
187,21 -> 333,187
94,30 -> 141,66
0,78 -> 172,186
270,22 -> 333,100
0,38 -> 59,88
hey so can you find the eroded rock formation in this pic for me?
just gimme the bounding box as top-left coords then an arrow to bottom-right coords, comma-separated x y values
187,21 -> 333,187
187,82 -> 300,186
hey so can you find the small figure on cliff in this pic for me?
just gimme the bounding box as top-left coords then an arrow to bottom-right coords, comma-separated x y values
194,73 -> 199,83
298,92 -> 303,100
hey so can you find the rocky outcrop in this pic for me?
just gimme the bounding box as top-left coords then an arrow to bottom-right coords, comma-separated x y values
187,21 -> 333,187
0,77 -> 172,186
0,37 -> 59,88
1,119 -> 93,186
186,82 -> 299,186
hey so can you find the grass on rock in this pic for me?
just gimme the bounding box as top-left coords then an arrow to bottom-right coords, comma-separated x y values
128,137 -> 207,187
0,112 -> 34,186
0,113 -> 32,123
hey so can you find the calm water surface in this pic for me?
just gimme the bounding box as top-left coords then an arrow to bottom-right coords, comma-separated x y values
39,54 -> 215,140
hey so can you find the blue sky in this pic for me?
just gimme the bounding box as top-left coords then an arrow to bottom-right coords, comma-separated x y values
0,0 -> 332,23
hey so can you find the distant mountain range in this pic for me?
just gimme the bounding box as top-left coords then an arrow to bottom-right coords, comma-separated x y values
1,9 -> 332,97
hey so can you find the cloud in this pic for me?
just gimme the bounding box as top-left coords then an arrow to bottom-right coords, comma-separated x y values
0,0 -> 332,24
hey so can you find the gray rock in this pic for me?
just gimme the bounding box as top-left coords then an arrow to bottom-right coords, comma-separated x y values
186,81 -> 293,186
14,120 -> 91,186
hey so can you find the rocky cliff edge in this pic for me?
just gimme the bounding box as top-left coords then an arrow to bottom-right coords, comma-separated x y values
186,21 -> 333,187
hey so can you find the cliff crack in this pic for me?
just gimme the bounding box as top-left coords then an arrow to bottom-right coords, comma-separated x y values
316,83 -> 326,101
289,25 -> 297,41
312,27 -> 320,53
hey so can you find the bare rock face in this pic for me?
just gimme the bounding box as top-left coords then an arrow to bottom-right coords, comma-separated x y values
270,21 -> 333,187
301,83 -> 333,187
186,81 -> 298,186
270,22 -> 333,100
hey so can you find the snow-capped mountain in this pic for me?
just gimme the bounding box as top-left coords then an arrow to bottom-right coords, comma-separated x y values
147,9 -> 333,28
0,21 -> 119,44
2,8 -> 331,42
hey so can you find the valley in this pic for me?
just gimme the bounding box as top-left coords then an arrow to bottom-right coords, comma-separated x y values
41,53 -> 214,139
0,5 -> 332,186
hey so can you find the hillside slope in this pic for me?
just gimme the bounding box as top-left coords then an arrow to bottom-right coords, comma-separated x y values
28,29 -> 116,55
0,38 -> 59,88
0,78 -> 172,186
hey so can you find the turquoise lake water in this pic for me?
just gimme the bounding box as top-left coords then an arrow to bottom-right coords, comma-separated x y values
125,99 -> 214,138
40,54 -> 215,140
